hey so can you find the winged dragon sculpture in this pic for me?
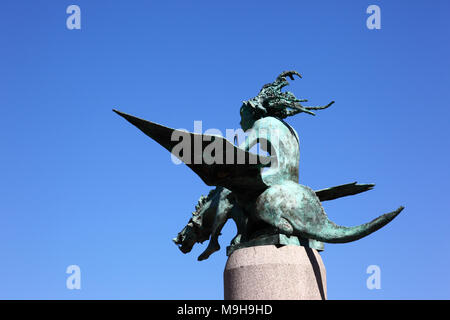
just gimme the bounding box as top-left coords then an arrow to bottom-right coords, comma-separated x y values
114,71 -> 404,261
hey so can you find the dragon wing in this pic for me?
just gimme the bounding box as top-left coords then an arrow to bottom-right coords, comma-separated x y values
114,110 -> 270,195
314,182 -> 375,202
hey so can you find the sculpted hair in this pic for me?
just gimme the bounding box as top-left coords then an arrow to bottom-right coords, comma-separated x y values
242,70 -> 334,120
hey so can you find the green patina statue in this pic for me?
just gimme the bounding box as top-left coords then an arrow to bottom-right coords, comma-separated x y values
114,71 -> 404,261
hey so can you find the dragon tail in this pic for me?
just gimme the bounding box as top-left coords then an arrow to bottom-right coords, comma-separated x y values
309,206 -> 404,243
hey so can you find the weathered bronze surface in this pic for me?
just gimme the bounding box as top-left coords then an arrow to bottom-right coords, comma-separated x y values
114,71 -> 404,261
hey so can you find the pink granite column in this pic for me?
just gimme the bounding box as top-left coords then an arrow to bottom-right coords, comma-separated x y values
224,245 -> 327,300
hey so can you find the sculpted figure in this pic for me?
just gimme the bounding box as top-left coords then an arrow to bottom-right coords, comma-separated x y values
114,71 -> 404,261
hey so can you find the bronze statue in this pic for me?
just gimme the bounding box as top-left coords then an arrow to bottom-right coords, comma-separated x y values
114,71 -> 404,261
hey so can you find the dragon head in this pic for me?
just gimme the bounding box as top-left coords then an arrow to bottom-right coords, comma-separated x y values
173,189 -> 220,253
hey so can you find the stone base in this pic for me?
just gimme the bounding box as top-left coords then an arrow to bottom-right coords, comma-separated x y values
224,245 -> 326,300
226,234 -> 324,256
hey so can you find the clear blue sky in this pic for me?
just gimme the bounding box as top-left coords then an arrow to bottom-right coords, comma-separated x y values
1,0 -> 449,299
